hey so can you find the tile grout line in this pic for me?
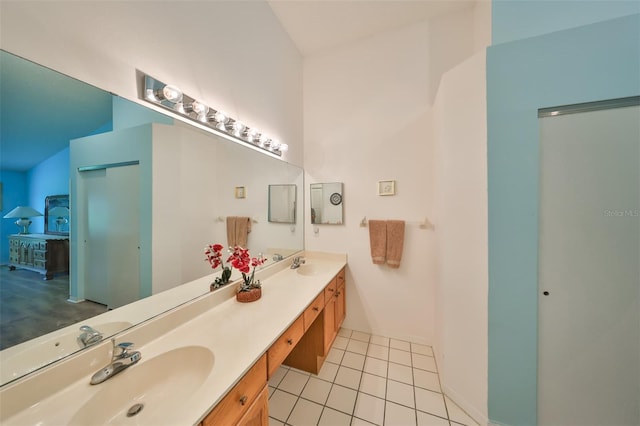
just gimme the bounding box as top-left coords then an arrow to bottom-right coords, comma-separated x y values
268,329 -> 458,426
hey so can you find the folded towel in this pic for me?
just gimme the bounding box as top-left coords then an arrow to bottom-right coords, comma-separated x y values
369,220 -> 387,264
386,220 -> 405,268
235,216 -> 252,248
226,216 -> 237,247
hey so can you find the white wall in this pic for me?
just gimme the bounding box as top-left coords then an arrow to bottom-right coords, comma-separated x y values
303,5 -> 485,344
0,1 -> 303,166
433,51 -> 488,424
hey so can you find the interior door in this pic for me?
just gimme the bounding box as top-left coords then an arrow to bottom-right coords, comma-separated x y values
81,164 -> 140,309
538,101 -> 639,425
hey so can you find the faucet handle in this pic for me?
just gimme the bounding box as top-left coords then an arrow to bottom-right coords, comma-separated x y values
113,341 -> 135,358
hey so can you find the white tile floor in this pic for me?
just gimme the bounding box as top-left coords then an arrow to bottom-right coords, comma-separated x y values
268,328 -> 479,426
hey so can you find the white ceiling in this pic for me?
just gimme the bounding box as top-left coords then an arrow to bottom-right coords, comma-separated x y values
267,0 -> 477,56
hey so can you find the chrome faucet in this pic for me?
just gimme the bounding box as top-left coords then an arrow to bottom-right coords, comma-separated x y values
78,325 -> 103,347
90,339 -> 141,385
290,256 -> 306,269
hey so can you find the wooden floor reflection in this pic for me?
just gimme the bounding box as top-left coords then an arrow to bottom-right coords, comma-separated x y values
0,266 -> 107,350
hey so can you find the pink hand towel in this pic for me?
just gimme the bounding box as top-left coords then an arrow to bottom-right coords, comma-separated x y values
368,220 -> 387,264
235,216 -> 252,248
386,220 -> 405,268
226,216 -> 237,247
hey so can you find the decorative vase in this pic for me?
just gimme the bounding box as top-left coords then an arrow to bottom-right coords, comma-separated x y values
236,287 -> 262,303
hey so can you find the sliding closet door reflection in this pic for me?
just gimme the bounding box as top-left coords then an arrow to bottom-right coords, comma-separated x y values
81,164 -> 140,309
538,101 -> 639,425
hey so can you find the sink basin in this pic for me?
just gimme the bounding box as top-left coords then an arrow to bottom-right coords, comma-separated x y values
296,263 -> 327,276
69,346 -> 214,425
0,321 -> 132,383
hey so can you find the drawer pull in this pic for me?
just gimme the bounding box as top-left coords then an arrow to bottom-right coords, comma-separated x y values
312,307 -> 319,311
335,292 -> 340,297
239,395 -> 248,406
328,288 -> 334,292
287,338 -> 293,345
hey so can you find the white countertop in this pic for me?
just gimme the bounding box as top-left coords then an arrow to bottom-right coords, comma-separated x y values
0,251 -> 347,425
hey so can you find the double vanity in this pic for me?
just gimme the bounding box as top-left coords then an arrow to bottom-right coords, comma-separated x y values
0,251 -> 347,425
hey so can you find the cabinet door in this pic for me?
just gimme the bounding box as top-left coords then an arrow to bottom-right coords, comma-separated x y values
335,284 -> 345,330
323,297 -> 336,352
334,268 -> 346,330
202,354 -> 267,426
238,386 -> 269,426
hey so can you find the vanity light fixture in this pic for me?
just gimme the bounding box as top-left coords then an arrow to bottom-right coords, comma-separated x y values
140,73 -> 288,156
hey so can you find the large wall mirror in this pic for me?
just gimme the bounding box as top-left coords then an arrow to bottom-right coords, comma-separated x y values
0,50 -> 304,386
44,195 -> 69,235
268,184 -> 297,224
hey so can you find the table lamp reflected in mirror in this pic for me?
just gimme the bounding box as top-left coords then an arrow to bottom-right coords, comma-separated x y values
3,206 -> 43,234
48,206 -> 70,232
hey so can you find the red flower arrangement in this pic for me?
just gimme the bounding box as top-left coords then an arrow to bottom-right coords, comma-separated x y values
227,246 -> 267,292
204,243 -> 231,289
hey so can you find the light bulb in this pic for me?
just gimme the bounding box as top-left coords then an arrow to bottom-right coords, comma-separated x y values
232,121 -> 246,135
162,85 -> 183,103
271,140 -> 281,150
247,128 -> 259,142
192,101 -> 209,115
259,134 -> 270,146
279,143 -> 289,152
214,111 -> 229,124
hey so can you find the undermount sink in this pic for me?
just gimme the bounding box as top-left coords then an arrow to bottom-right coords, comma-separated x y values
295,263 -> 327,276
69,346 -> 214,425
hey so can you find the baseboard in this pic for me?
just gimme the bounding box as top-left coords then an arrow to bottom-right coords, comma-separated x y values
442,384 -> 489,426
66,297 -> 85,304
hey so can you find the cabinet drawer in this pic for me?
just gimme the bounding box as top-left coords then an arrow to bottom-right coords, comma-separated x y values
324,278 -> 337,306
38,242 -> 48,250
34,260 -> 47,269
34,251 -> 46,260
303,292 -> 324,332
267,315 -> 304,378
202,354 -> 267,426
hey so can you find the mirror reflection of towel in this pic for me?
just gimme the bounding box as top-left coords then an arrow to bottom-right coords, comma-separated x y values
227,216 -> 252,248
235,217 -> 251,248
227,216 -> 237,247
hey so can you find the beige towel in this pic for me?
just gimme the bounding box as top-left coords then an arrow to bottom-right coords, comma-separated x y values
235,216 -> 252,248
369,220 -> 387,264
386,220 -> 405,268
226,216 -> 237,247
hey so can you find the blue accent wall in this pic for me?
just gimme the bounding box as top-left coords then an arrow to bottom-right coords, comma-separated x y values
0,148 -> 70,263
0,171 -> 27,263
487,12 -> 640,426
27,147 -> 70,234
492,0 -> 640,44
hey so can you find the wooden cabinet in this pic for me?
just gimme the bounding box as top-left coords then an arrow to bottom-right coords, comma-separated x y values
303,292 -> 324,331
237,387 -> 269,426
324,268 -> 346,354
267,315 -> 304,378
202,266 -> 346,426
201,354 -> 267,426
335,268 -> 346,330
8,234 -> 69,280
285,267 -> 347,374
323,295 -> 336,352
